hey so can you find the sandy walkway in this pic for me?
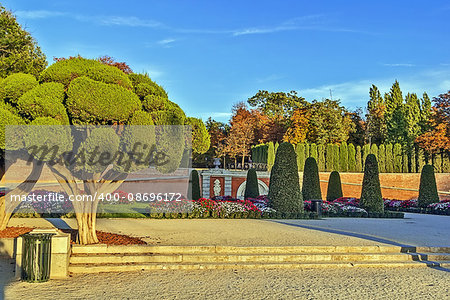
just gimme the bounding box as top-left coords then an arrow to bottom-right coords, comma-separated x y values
4,265 -> 449,299
55,218 -> 389,246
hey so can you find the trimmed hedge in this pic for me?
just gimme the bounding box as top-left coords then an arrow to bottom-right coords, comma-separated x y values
302,157 -> 322,201
326,171 -> 343,202
418,165 -> 439,207
143,94 -> 169,112
0,73 -> 38,104
129,73 -> 168,100
66,76 -> 141,124
268,142 -> 303,213
188,169 -> 201,200
40,57 -> 132,89
296,143 -> 305,172
0,107 -> 26,149
360,154 -> 384,213
17,82 -> 69,124
244,168 -> 259,199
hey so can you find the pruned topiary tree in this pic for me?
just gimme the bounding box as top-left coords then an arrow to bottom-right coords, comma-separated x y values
244,168 -> 259,199
326,171 -> 343,202
418,164 -> 439,208
0,57 -> 210,244
188,169 -> 201,200
360,154 -> 384,212
268,142 -> 303,213
302,157 -> 322,201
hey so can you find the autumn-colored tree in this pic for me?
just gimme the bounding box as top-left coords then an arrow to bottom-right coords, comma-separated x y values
416,91 -> 450,153
283,108 -> 309,144
205,118 -> 229,166
227,102 -> 255,166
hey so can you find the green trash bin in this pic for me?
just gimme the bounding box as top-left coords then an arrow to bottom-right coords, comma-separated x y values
21,233 -> 55,282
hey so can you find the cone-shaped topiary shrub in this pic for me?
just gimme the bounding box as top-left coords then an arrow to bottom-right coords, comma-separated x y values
326,171 -> 343,202
244,168 -> 259,199
418,165 -> 439,207
268,142 -> 303,213
360,154 -> 384,212
302,157 -> 322,201
188,169 -> 201,200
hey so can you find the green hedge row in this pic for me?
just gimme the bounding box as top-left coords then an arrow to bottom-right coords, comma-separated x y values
252,142 -> 450,173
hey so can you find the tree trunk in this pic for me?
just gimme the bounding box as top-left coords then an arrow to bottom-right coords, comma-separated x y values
0,159 -> 43,231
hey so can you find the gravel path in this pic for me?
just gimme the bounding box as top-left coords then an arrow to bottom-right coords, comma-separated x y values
4,266 -> 449,299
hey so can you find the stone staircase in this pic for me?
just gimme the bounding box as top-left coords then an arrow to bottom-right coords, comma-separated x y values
68,245 -> 450,274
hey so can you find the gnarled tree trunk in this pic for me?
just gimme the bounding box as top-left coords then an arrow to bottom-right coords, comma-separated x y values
0,158 -> 43,230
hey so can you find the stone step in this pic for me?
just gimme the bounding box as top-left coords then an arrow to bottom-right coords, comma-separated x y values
414,247 -> 450,253
68,261 -> 441,274
70,253 -> 418,264
411,253 -> 450,261
71,245 -> 407,255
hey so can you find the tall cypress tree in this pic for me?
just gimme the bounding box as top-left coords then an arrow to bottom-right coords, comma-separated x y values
385,143 -> 394,173
410,147 -> 417,173
419,92 -> 432,134
362,144 -> 370,166
366,85 -> 386,144
405,93 -> 421,146
393,143 -> 403,173
188,169 -> 201,200
418,165 -> 439,207
402,152 -> 409,173
339,142 -> 348,172
274,142 -> 279,154
348,143 -> 356,172
417,148 -> 425,172
305,142 -> 310,158
326,171 -> 343,202
302,157 -> 322,201
332,144 -> 339,171
295,143 -> 305,172
378,144 -> 386,173
385,81 -> 407,145
433,153 -> 442,173
442,152 -> 450,173
267,142 -> 275,172
360,154 -> 384,213
326,143 -> 333,172
318,144 -> 326,172
268,143 -> 303,213
370,144 -> 379,160
356,145 -> 363,172
310,143 -> 318,162
244,168 -> 259,199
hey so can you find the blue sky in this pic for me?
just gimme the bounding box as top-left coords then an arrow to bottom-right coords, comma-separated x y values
3,0 -> 450,122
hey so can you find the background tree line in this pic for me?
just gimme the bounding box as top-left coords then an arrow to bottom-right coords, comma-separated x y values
200,82 -> 449,172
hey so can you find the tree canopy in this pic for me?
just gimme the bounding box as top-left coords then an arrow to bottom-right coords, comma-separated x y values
0,6 -> 47,78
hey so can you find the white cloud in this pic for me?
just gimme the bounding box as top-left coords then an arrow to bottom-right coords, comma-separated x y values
383,63 -> 415,67
99,16 -> 162,28
298,67 -> 450,108
233,26 -> 297,36
15,10 -> 66,19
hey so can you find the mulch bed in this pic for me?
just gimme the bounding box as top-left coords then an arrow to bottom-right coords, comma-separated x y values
0,227 -> 34,238
60,229 -> 146,245
0,227 -> 145,245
